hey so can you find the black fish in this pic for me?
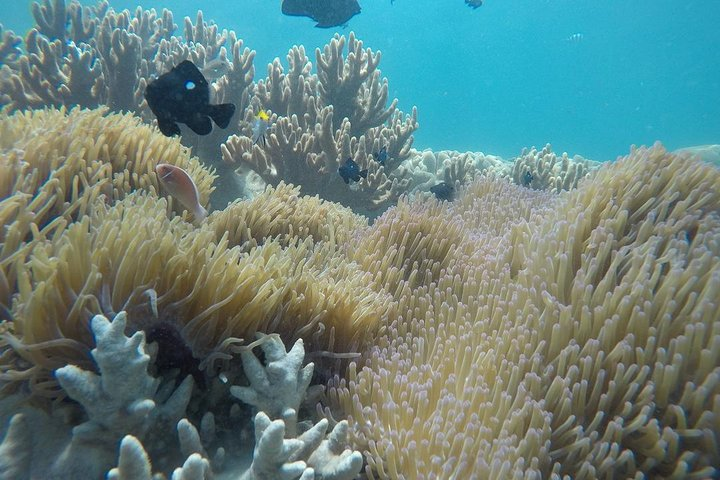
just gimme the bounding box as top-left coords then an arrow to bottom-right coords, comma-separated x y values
465,0 -> 483,8
522,171 -> 534,187
282,0 -> 361,28
374,145 -> 388,166
338,158 -> 368,184
430,182 -> 455,201
145,60 -> 236,137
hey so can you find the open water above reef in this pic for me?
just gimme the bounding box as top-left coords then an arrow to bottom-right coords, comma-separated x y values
4,0 -> 720,161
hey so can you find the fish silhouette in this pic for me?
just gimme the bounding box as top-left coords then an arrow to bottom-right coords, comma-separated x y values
145,60 -> 236,137
282,0 -> 361,28
430,182 -> 455,201
338,158 -> 368,184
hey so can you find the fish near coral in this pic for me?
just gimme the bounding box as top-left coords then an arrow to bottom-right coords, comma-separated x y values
252,109 -> 271,147
338,158 -> 368,184
282,0 -> 361,28
145,60 -> 236,137
155,163 -> 208,222
522,171 -> 534,187
374,145 -> 388,166
430,182 -> 455,201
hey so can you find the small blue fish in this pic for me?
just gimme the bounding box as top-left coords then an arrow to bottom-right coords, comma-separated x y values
374,145 -> 388,166
465,0 -> 482,8
565,33 -> 584,43
430,182 -> 455,201
338,158 -> 368,184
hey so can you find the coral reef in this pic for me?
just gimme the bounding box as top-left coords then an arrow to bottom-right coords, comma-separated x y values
1,2 -> 418,213
0,311 -> 362,479
0,107 -> 214,335
1,6 -> 718,478
1,191 -> 390,397
222,32 -> 418,213
0,1 -> 254,130
0,103 -> 718,480
327,144 -> 720,478
0,107 -> 391,401
509,143 -> 598,192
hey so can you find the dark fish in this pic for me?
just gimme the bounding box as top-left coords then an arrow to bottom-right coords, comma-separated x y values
338,158 -> 368,184
374,145 -> 388,166
430,182 -> 455,201
282,0 -> 361,28
465,0 -> 482,8
146,321 -> 205,389
522,171 -> 534,187
145,60 -> 236,137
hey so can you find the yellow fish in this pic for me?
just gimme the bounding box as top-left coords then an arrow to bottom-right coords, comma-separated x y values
252,109 -> 271,146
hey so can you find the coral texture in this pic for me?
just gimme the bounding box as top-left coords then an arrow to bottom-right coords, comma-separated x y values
510,143 -> 597,192
0,311 -> 192,479
0,109 -> 391,400
1,2 -> 417,212
327,144 -> 720,479
222,32 -> 418,213
0,107 -> 214,343
207,182 -> 367,252
0,311 -> 361,479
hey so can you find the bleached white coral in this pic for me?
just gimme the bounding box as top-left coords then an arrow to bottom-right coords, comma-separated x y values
239,411 -> 361,480
0,311 -> 194,479
229,333 -> 314,420
56,311 -> 193,442
105,327 -> 362,480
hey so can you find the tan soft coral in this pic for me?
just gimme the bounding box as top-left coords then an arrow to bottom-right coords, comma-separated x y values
329,144 -> 720,479
522,144 -> 720,477
0,107 -> 214,329
0,107 -> 214,235
207,182 -> 367,251
2,190 -> 390,397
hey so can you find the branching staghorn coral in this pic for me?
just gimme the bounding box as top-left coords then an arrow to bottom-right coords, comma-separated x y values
0,1 -> 256,167
1,312 -> 361,479
510,143 -> 598,192
0,26 -> 22,67
222,32 -> 418,213
326,144 -> 720,479
3,3 -> 418,210
0,311 -> 193,479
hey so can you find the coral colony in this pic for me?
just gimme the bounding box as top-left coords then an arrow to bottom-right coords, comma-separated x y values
0,1 -> 719,479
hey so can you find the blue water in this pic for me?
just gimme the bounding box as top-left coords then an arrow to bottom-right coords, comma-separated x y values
3,0 -> 719,161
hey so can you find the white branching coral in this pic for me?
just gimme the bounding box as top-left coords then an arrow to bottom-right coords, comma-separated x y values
0,311 -> 193,479
230,333 -> 314,420
0,310 -> 361,480
56,312 -> 186,441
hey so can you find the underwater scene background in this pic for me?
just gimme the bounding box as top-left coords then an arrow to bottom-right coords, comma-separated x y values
0,0 -> 719,479
4,0 -> 720,160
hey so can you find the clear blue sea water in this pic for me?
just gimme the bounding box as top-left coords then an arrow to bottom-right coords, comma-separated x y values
3,0 -> 719,161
